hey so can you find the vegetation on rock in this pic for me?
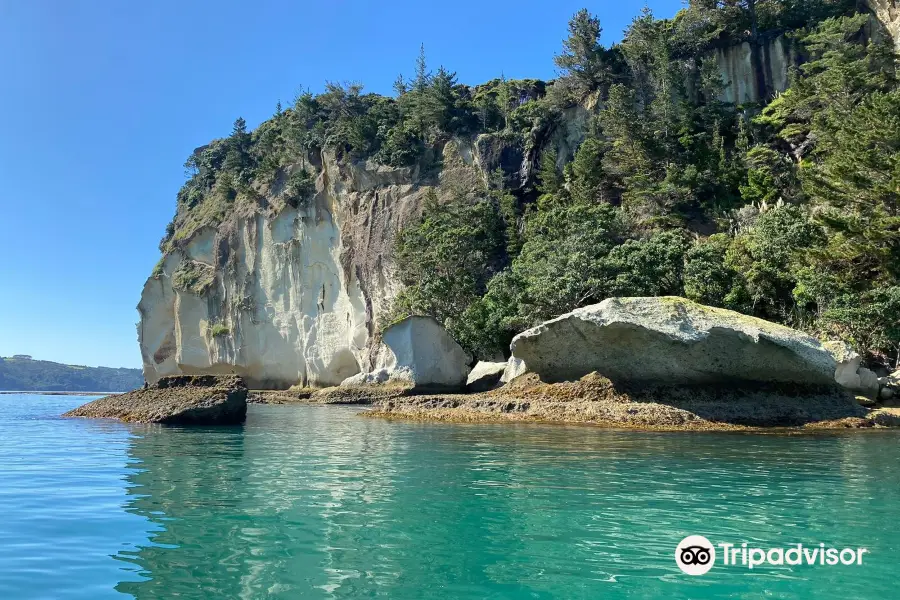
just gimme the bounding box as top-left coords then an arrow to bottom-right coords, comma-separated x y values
156,0 -> 900,367
396,4 -> 900,365
172,260 -> 216,296
209,323 -> 230,337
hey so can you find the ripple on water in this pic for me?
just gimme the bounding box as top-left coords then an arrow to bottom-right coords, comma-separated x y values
0,397 -> 898,599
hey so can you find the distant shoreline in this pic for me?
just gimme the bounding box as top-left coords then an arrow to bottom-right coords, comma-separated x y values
0,391 -> 121,396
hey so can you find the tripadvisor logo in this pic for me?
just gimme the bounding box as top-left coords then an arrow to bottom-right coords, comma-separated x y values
676,535 -> 716,575
675,536 -> 869,575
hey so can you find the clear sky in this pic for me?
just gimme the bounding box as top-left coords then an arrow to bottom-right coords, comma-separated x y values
0,0 -> 683,368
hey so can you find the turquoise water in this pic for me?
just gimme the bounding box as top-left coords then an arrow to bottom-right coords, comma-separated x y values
1,395 -> 898,599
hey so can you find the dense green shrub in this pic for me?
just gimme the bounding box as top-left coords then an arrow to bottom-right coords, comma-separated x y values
392,191 -> 506,330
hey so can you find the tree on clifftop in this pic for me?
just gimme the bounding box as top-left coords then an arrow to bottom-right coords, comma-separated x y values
554,9 -> 607,94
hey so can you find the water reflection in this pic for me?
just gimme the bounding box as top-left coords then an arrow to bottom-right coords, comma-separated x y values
114,406 -> 900,599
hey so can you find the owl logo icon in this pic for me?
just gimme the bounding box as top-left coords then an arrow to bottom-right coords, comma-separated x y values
675,535 -> 716,575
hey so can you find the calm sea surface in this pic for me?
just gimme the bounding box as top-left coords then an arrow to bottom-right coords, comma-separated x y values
1,394 -> 898,599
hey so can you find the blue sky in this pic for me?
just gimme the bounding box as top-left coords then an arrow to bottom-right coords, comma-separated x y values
0,0 -> 683,368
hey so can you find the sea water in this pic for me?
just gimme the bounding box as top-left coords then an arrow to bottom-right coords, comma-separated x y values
1,394 -> 898,599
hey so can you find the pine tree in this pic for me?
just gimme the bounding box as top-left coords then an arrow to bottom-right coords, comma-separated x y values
413,44 -> 430,93
495,74 -> 512,131
554,9 -> 606,93
570,137 -> 606,204
536,148 -> 562,197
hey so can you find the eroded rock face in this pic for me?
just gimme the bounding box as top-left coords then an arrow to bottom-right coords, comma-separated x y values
866,0 -> 900,51
510,297 -> 837,388
714,35 -> 795,103
824,341 -> 881,399
63,375 -> 248,425
138,151 -> 451,390
344,316 -> 471,391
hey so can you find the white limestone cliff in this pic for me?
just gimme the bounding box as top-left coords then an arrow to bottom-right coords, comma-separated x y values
139,147 -> 475,389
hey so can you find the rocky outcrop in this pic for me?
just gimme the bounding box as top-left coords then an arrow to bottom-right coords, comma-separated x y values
466,361 -> 507,393
866,0 -> 900,51
139,149 -> 469,390
63,375 -> 248,425
138,25 -> 858,389
369,372 -> 872,430
714,35 -> 796,104
824,341 -> 888,400
342,316 -> 471,391
510,297 -> 837,388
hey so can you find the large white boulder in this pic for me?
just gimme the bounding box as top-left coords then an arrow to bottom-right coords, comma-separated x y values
466,361 -> 507,392
500,357 -> 528,384
510,297 -> 837,387
824,341 -> 862,389
823,341 -> 881,399
342,316 -> 470,390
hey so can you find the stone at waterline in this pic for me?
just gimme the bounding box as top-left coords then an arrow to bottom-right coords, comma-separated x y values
63,375 -> 247,425
824,341 -> 881,399
510,297 -> 838,387
466,361 -> 507,393
342,316 -> 471,391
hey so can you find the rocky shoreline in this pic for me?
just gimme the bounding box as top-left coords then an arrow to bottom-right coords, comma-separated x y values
245,374 -> 900,431
69,297 -> 900,431
362,373 -> 900,431
64,375 -> 247,425
244,297 -> 900,431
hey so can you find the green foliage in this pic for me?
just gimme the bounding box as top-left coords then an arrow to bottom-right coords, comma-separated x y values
569,136 -> 607,204
684,234 -> 738,306
284,169 -> 315,206
172,261 -> 216,296
209,323 -> 230,337
151,257 -> 165,278
554,9 -> 608,95
0,356 -> 143,392
740,146 -> 793,204
801,89 -> 900,279
818,287 -> 900,358
392,191 -> 505,332
506,202 -> 623,324
388,6 -> 900,361
724,205 -> 822,320
604,231 -> 689,297
453,271 -> 524,359
536,147 -> 562,199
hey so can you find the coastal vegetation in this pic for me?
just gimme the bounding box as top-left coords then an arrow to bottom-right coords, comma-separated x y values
157,0 -> 900,368
0,356 -> 143,392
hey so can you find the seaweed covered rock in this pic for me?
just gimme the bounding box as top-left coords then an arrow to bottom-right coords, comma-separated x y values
510,297 -> 838,387
63,375 -> 247,425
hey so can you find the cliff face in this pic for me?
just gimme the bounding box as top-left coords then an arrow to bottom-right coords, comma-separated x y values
139,141 -> 522,389
137,12 -> 898,389
866,0 -> 900,50
714,35 -> 796,103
